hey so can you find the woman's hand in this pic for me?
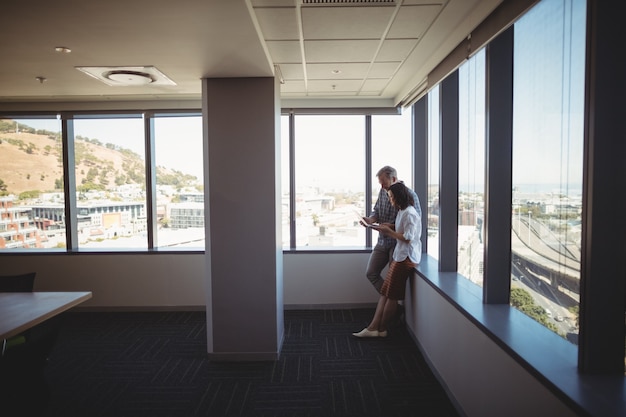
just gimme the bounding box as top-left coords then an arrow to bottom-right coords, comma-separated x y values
371,223 -> 393,236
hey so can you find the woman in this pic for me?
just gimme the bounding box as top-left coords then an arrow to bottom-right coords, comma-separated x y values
353,182 -> 422,338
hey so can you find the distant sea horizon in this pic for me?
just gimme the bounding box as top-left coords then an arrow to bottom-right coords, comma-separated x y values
456,183 -> 583,196
513,183 -> 583,195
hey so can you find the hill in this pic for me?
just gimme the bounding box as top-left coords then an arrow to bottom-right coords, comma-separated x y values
0,120 -> 200,197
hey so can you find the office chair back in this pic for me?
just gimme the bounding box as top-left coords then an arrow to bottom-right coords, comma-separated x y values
0,272 -> 36,292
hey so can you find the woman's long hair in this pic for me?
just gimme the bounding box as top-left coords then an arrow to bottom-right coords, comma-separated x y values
388,182 -> 413,210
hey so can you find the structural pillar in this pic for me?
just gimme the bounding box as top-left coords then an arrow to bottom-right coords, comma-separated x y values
202,77 -> 284,360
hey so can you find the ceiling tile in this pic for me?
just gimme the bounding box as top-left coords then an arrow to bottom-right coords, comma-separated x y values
280,80 -> 307,93
250,0 -> 294,6
304,40 -> 379,62
306,63 -> 370,80
301,6 -> 395,40
359,90 -> 384,96
387,4 -> 441,39
361,78 -> 390,92
307,79 -> 363,93
277,63 -> 305,80
369,62 -> 401,78
266,40 -> 302,63
308,91 -> 358,97
255,7 -> 299,40
377,39 -> 418,61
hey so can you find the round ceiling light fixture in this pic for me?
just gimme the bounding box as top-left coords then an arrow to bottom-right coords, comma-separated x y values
105,70 -> 154,85
54,46 -> 71,53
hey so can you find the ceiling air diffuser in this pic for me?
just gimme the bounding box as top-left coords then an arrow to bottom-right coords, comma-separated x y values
76,66 -> 176,86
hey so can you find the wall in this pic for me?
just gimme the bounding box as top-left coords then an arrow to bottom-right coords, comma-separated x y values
404,271 -> 579,417
0,252 -> 377,308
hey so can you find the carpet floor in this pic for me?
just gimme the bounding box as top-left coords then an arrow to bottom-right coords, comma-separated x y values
36,309 -> 459,417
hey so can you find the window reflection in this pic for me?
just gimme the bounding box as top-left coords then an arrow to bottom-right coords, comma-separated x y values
512,0 -> 585,343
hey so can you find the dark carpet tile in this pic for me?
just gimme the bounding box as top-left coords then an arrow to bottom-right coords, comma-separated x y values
33,309 -> 459,417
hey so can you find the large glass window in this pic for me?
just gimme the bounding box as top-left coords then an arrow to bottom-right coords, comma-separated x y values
73,117 -> 147,250
154,115 -> 204,249
427,86 -> 440,259
1,113 -> 206,252
512,0 -> 585,343
458,49 -> 486,286
293,115 -> 365,248
281,114 -> 291,249
371,110 -> 413,190
0,117 -> 65,249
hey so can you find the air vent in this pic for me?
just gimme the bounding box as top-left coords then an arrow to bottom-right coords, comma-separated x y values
302,0 -> 395,4
76,66 -> 176,87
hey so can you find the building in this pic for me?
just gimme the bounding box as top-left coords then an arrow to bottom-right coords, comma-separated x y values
0,198 -> 42,249
0,1 -> 623,417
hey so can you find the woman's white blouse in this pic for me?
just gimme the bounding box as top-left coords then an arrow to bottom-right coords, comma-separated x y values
393,205 -> 422,264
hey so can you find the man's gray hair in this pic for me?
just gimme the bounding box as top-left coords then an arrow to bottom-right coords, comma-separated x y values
376,165 -> 397,180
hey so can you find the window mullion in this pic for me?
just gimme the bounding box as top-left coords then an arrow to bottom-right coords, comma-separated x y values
483,26 -> 514,304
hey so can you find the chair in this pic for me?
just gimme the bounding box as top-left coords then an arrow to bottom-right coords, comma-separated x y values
0,272 -> 55,412
0,272 -> 36,355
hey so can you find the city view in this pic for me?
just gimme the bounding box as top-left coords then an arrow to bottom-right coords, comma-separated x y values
0,117 -> 205,250
1,110 -> 582,343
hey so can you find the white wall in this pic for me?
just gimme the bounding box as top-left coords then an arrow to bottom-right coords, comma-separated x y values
0,252 -> 377,308
283,252 -> 379,308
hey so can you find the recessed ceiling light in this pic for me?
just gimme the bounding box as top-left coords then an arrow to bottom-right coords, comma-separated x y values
54,46 -> 71,53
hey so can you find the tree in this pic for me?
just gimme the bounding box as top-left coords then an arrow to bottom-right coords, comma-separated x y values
0,178 -> 8,196
510,287 -> 534,308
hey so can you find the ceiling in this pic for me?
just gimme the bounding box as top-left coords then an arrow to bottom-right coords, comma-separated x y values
0,0 -> 502,109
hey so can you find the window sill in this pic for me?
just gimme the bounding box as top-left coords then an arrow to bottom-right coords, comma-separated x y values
416,255 -> 625,417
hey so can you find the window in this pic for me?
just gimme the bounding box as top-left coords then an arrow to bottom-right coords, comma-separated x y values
371,110 -> 413,190
0,117 -> 64,249
427,85 -> 440,259
512,0 -> 585,342
293,115 -> 365,248
283,111 -> 412,249
154,115 -> 204,249
458,49 -> 486,285
0,112 -> 205,252
73,116 -> 147,250
281,114 -> 291,249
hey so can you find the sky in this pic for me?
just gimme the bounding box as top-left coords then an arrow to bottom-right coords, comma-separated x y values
20,115 -> 204,180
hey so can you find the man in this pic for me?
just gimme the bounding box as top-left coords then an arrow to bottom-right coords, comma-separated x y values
361,166 -> 421,296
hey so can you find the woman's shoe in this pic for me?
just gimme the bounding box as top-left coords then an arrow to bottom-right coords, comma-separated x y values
352,328 -> 379,338
378,330 -> 388,338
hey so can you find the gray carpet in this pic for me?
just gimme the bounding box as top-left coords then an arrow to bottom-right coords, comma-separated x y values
38,309 -> 459,417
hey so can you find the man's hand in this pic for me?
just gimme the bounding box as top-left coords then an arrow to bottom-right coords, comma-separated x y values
360,216 -> 375,227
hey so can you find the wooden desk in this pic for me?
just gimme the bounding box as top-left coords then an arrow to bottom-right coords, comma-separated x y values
0,291 -> 92,340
